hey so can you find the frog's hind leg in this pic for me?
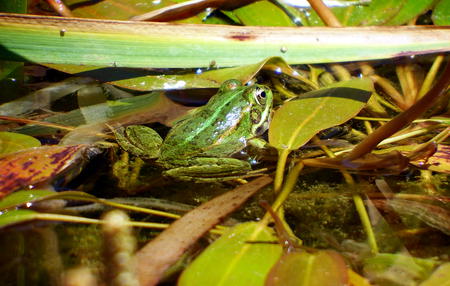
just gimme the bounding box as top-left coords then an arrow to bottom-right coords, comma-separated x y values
164,158 -> 252,182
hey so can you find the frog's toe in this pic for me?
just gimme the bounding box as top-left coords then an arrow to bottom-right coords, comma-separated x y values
164,159 -> 251,182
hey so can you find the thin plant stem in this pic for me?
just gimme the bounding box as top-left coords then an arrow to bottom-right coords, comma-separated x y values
312,136 -> 379,253
418,54 -> 445,98
274,148 -> 290,192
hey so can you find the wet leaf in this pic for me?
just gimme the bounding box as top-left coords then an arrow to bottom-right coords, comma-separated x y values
49,57 -> 300,91
2,15 -> 448,69
269,78 -> 372,150
363,253 -> 438,286
0,145 -> 91,197
0,132 -> 41,156
0,189 -> 55,210
0,209 -> 38,228
420,263 -> 450,286
179,222 -> 282,286
64,0 -> 206,23
135,176 -> 273,286
265,250 -> 348,286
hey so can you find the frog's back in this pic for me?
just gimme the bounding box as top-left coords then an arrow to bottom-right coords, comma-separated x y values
160,87 -> 252,162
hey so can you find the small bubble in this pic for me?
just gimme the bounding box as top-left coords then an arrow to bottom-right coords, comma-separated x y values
292,70 -> 299,76
152,0 -> 161,4
60,29 -> 66,37
294,17 -> 301,24
280,46 -> 288,53
275,67 -> 282,74
410,55 -> 415,59
196,68 -> 203,74
9,77 -> 16,82
26,202 -> 33,208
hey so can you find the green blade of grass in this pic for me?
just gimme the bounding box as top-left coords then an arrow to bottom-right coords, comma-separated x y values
0,13 -> 449,68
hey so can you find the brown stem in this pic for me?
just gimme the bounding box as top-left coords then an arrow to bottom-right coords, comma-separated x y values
307,0 -> 342,27
46,0 -> 74,17
345,60 -> 450,161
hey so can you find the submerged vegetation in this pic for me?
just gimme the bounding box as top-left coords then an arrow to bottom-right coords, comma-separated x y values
0,0 -> 450,285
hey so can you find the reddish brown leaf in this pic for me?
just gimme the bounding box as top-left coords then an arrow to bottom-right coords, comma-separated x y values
0,145 -> 91,197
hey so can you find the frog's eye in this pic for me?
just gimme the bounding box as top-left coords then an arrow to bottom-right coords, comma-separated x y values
254,88 -> 267,105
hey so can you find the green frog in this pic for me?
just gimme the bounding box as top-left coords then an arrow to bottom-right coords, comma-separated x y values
115,79 -> 273,182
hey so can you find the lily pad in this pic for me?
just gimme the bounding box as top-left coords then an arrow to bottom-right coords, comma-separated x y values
178,222 -> 282,286
269,78 -> 372,150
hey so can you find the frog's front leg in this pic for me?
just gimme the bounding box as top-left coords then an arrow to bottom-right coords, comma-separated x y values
164,158 -> 252,182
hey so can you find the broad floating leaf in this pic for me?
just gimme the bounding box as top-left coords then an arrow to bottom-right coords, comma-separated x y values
266,250 -> 348,286
0,131 -> 41,156
178,222 -> 282,286
269,78 -> 372,150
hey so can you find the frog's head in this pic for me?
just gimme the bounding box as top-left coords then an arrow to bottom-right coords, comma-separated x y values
245,84 -> 273,136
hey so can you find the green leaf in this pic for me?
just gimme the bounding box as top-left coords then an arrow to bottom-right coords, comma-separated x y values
269,78 -> 372,150
1,14 -> 449,68
110,57 -> 298,91
0,132 -> 41,156
0,209 -> 38,228
266,250 -> 348,286
0,190 -> 99,211
385,0 -> 435,25
0,190 -> 55,210
178,222 -> 282,286
304,0 -> 419,26
432,0 -> 450,25
232,1 -> 296,26
420,263 -> 450,286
